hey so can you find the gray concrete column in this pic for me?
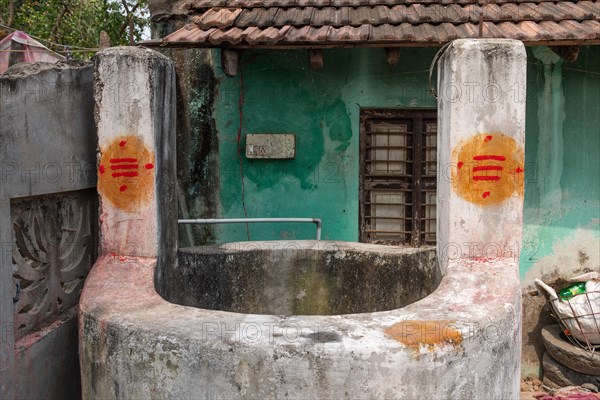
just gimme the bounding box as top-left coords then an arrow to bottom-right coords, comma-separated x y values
94,47 -> 177,262
437,39 -> 527,273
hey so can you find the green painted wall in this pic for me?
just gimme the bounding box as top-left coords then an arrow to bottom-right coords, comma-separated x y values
214,48 -> 437,242
210,46 -> 599,279
520,45 -> 600,282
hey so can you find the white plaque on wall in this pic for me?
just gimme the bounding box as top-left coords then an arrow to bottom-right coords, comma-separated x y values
245,134 -> 296,159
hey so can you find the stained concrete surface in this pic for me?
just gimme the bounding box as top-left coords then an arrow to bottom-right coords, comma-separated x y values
0,61 -> 97,399
174,242 -> 439,315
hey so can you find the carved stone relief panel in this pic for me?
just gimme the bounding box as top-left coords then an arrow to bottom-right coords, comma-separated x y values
11,190 -> 97,341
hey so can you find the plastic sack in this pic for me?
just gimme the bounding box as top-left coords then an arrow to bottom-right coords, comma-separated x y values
535,276 -> 600,345
0,31 -> 64,74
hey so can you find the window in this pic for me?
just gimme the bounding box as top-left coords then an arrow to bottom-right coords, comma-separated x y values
359,109 -> 437,247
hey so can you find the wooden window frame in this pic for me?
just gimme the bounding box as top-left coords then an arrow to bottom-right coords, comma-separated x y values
359,109 -> 437,247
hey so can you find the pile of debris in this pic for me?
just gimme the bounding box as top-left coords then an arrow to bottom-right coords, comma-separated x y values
533,272 -> 600,398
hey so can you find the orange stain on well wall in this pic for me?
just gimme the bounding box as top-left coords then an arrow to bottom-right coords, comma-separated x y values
385,320 -> 463,351
451,133 -> 524,207
97,136 -> 155,212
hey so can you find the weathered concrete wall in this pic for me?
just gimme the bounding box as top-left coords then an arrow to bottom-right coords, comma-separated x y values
174,242 -> 439,315
169,49 -> 220,247
520,45 -> 600,378
0,62 -> 97,399
150,20 -> 221,247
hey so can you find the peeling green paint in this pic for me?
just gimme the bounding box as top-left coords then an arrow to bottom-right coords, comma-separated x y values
213,48 -> 437,242
195,46 -> 598,279
520,46 -> 600,280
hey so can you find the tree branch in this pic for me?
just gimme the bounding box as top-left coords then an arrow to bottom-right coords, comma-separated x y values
7,0 -> 15,27
120,0 -> 130,14
117,1 -> 143,41
1,0 -> 15,27
51,4 -> 69,44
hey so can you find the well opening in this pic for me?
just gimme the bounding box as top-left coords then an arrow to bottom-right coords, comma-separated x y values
163,241 -> 441,316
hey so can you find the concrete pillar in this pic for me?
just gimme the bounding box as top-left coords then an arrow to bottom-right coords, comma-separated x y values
94,47 -> 177,263
437,39 -> 526,272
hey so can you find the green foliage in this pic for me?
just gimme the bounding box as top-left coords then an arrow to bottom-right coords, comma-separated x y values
0,0 -> 149,59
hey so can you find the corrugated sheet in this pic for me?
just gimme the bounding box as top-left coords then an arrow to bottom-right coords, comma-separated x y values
156,0 -> 600,47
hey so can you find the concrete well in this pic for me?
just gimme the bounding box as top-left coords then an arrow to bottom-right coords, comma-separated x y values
172,242 -> 440,315
80,39 -> 526,399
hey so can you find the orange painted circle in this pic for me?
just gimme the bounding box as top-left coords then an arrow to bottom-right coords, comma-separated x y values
451,133 -> 524,206
97,136 -> 155,212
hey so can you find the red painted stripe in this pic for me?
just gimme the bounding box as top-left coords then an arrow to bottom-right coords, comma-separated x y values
473,166 -> 503,172
112,172 -> 139,178
473,176 -> 501,181
110,158 -> 138,163
110,164 -> 139,170
473,155 -> 506,161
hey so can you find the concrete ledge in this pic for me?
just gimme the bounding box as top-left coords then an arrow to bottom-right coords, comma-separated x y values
170,241 -> 440,315
79,244 -> 521,399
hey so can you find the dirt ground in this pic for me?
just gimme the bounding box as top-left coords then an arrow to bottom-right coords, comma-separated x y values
521,377 -> 547,399
520,378 -> 600,400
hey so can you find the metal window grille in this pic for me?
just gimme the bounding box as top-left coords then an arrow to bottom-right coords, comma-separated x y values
359,110 -> 437,247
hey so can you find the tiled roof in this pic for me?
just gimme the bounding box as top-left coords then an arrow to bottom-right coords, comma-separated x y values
149,1 -> 600,47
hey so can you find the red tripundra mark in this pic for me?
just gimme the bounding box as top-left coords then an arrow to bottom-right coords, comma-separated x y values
473,155 -> 506,161
110,164 -> 138,170
473,176 -> 501,181
112,172 -> 139,178
110,158 -> 137,163
473,166 -> 502,172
